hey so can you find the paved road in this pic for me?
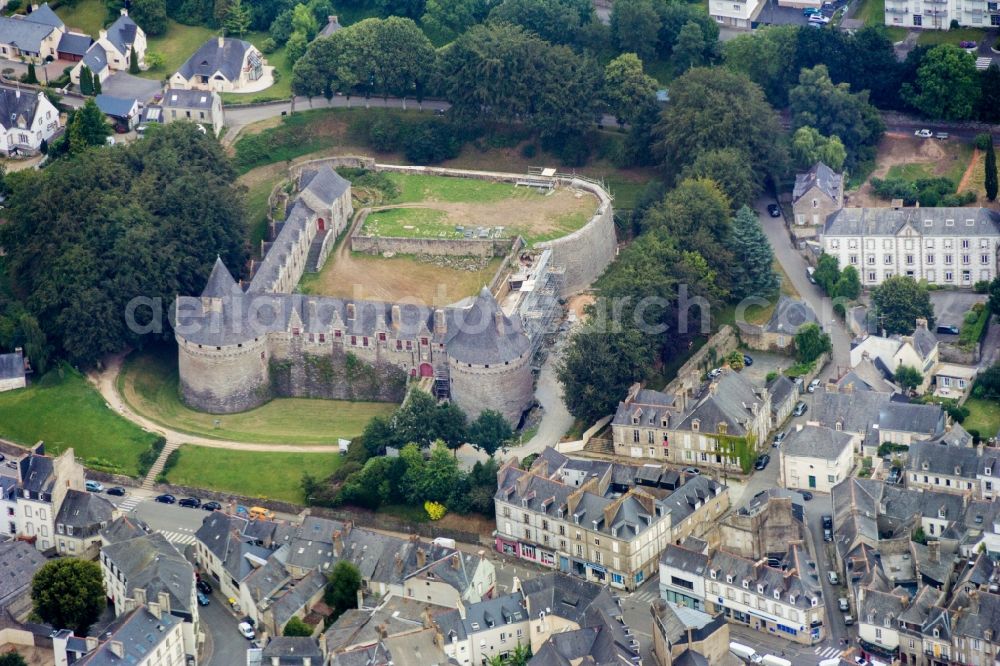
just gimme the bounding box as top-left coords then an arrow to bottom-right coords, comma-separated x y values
757,201 -> 852,381
198,584 -> 247,666
517,341 -> 575,457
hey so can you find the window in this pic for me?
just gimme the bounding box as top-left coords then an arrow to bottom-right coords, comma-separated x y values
867,255 -> 876,265
868,272 -> 876,282
962,239 -> 970,248
849,255 -> 858,265
884,255 -> 893,265
927,254 -> 935,264
827,474 -> 836,483
983,254 -> 991,264
905,255 -> 914,265
962,254 -> 970,265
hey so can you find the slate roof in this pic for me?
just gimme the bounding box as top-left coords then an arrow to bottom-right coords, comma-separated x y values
782,425 -> 854,460
20,454 -> 54,497
793,162 -> 842,202
878,402 -> 945,437
859,589 -> 906,627
707,548 -> 821,608
104,13 -> 138,56
194,512 -> 273,583
81,43 -> 108,75
765,296 -> 818,334
25,3 -> 62,29
94,94 -> 137,119
825,207 -> 1000,238
441,591 -> 525,638
907,438 -> 999,479
0,87 -> 42,132
57,31 -> 92,56
55,489 -> 114,530
100,532 -> 195,616
445,287 -> 532,365
812,389 -> 890,435
674,370 -> 767,437
77,605 -> 181,666
767,374 -> 797,414
612,388 -> 676,428
299,166 -> 350,205
201,256 -> 239,298
270,569 -> 327,631
318,15 -> 342,37
952,591 -> 1000,643
101,515 -> 149,544
177,37 -> 254,82
660,544 -> 709,578
0,14 -> 57,54
262,636 -> 323,663
163,87 -> 215,109
328,595 -> 448,652
0,540 -> 46,606
0,350 -> 24,381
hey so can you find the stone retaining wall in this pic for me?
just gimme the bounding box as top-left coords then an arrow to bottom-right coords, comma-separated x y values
664,325 -> 741,396
351,234 -> 514,257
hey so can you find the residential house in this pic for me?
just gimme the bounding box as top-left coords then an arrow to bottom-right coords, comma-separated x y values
325,594 -> 450,661
328,628 -> 449,666
611,383 -> 681,461
94,94 -> 139,131
946,589 -> 1000,666
54,488 -> 116,558
877,401 -> 947,446
707,0 -> 764,29
258,569 -> 327,638
792,162 -> 844,227
809,387 -> 891,456
650,599 -> 731,666
833,358 -> 899,394
494,447 -> 729,591
55,603 -> 187,666
100,531 -> 200,661
664,544 -> 826,645
849,319 -> 939,393
932,362 -> 977,399
659,543 -> 710,611
259,637 -> 324,665
435,592 -> 529,666
742,296 -> 819,353
906,433 -> 1000,499
193,512 -> 282,606
0,85 -> 61,157
0,3 -> 64,63
69,9 -> 146,85
779,424 -> 857,492
822,207 -> 1000,287
161,87 -> 223,136
56,31 -> 91,61
15,445 -> 85,552
0,540 -> 46,621
767,374 -> 799,429
170,36 -> 265,93
856,587 -> 907,663
0,349 -> 25,392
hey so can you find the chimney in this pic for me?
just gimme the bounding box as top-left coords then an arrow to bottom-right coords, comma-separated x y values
708,382 -> 718,396
915,318 -> 928,330
332,529 -> 343,556
978,443 -> 984,457
451,552 -> 461,570
344,520 -> 353,536
134,587 -> 147,606
109,641 -> 124,659
120,6 -> 128,14
928,540 -> 940,563
434,309 -> 447,336
673,390 -> 685,413
494,310 -> 504,332
99,29 -> 107,41
416,548 -> 426,568
391,304 -> 401,330
157,590 -> 171,615
218,35 -> 225,48
85,636 -> 99,652
347,303 -> 355,320
148,601 -> 162,620
14,88 -> 20,99
394,552 -> 403,573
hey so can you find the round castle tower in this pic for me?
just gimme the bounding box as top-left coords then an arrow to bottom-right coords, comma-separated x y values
175,258 -> 271,414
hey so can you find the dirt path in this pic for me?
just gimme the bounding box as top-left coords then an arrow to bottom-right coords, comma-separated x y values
88,354 -> 342,452
957,148 -> 982,193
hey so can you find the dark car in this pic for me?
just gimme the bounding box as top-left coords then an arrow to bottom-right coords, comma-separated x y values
743,355 -> 753,366
154,494 -> 176,504
196,579 -> 213,595
822,514 -> 833,541
887,467 -> 902,484
936,325 -> 960,335
197,591 -> 210,606
801,491 -> 814,501
754,454 -> 770,470
767,204 -> 781,218
179,497 -> 201,508
772,431 -> 787,447
793,401 -> 808,417
106,486 -> 126,497
202,501 -> 222,512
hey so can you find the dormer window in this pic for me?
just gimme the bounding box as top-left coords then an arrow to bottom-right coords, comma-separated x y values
692,420 -> 700,432
954,466 -> 962,476
933,629 -> 939,638
726,575 -> 733,584
757,584 -> 764,594
922,461 -> 930,471
884,617 -> 891,628
710,569 -> 717,579
810,598 -> 818,607
742,580 -> 749,589
773,590 -> 780,600
718,423 -> 728,435
835,422 -> 842,431
986,468 -> 992,476
789,594 -> 796,604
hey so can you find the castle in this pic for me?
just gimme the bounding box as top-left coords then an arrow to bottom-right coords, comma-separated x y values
174,165 -> 535,425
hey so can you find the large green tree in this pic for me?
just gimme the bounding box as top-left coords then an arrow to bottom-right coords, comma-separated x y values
977,63 -> 1000,123
728,206 -> 779,301
130,0 -> 168,35
871,276 -> 935,335
722,25 -> 799,105
557,325 -> 651,423
639,178 -> 733,271
283,617 -> 314,636
224,0 -> 252,34
487,0 -> 593,46
65,100 -> 111,154
987,276 -> 1000,318
0,653 -> 27,666
325,561 -> 361,621
468,410 -> 512,456
903,45 -> 980,120
603,53 -> 658,127
421,0 -> 489,40
791,126 -> 846,172
834,265 -> 861,300
894,365 -> 922,392
31,559 -> 104,635
795,323 -> 831,364
609,0 -> 659,61
671,21 -> 706,74
985,138 -> 997,202
813,253 -> 841,295
652,67 -> 785,182
680,148 -> 761,210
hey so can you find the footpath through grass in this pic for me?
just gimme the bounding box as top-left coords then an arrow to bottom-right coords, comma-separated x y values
165,445 -> 342,503
0,365 -> 156,476
119,347 -> 397,444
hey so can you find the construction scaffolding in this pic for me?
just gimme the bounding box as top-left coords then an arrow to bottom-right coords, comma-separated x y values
510,249 -> 565,369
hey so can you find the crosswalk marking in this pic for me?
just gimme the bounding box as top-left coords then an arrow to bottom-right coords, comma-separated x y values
814,646 -> 842,658
160,530 -> 197,546
629,591 -> 658,604
116,496 -> 141,512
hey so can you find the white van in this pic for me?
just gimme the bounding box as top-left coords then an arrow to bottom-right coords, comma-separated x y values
761,656 -> 792,666
729,641 -> 763,663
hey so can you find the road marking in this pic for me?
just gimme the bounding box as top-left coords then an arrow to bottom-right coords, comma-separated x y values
814,646 -> 842,658
116,496 -> 141,512
160,530 -> 197,546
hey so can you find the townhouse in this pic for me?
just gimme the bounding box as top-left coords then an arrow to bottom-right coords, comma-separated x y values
778,424 -> 858,493
822,207 -> 1000,287
324,594 -> 452,664
0,85 -> 61,157
494,447 -> 729,591
907,431 -> 1000,499
54,603 -> 186,666
14,445 -> 85,552
742,296 -> 819,354
849,319 -> 939,394
54,488 -> 116,558
650,599 -> 731,666
435,592 -> 529,666
793,162 -> 844,227
660,542 -> 826,645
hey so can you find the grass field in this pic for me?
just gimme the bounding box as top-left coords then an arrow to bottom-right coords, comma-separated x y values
885,142 -> 973,187
917,28 -> 987,46
165,445 -> 342,503
55,0 -> 107,36
240,166 -> 286,250
221,31 -> 293,103
964,397 -> 1000,439
141,21 -> 217,81
0,366 -> 157,476
119,347 -> 397,444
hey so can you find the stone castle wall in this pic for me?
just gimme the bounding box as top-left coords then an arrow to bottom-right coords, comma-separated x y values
448,351 -> 534,425
178,337 -> 271,414
351,233 -> 514,258
269,346 -> 408,403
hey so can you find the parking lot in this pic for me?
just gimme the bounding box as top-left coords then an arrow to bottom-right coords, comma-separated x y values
739,350 -> 797,387
931,291 -> 986,335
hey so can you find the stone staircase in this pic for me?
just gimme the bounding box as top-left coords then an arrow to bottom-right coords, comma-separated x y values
583,437 -> 615,456
305,229 -> 330,273
141,441 -> 181,490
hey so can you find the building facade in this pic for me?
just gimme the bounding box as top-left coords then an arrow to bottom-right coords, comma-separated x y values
707,0 -> 764,29
792,162 -> 844,227
170,37 -> 265,92
778,425 -> 857,493
884,0 -> 1000,29
0,86 -> 61,157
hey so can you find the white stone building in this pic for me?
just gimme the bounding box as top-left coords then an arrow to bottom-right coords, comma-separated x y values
884,0 -> 1000,29
778,425 -> 857,493
708,0 -> 764,29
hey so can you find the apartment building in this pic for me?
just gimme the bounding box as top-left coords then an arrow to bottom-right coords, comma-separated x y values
15,446 -> 85,552
822,207 -> 1000,287
55,603 -> 187,666
907,433 -> 1000,499
708,0 -> 765,29
884,0 -> 1000,29
660,543 -> 826,645
435,593 -> 528,666
494,447 -> 729,591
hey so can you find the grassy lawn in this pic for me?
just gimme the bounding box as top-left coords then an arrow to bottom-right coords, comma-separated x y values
854,0 -> 884,25
119,347 -> 397,444
917,28 -> 987,46
604,176 -> 653,210
885,141 -> 973,189
964,397 -> 1000,439
240,167 -> 286,250
887,162 -> 935,181
388,173 -> 528,204
221,31 -> 293,103
165,445 -> 342,503
55,0 -> 107,36
0,365 -> 157,476
140,21 -> 217,81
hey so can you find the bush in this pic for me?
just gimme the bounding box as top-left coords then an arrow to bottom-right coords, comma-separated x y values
877,442 -> 909,457
260,37 -> 278,54
541,130 -> 591,167
975,133 -> 993,150
5,0 -> 20,10
765,371 -> 778,382
402,121 -> 461,164
975,280 -> 991,294
136,437 -> 167,478
521,143 -> 537,159
424,500 -> 446,520
366,116 -> 402,152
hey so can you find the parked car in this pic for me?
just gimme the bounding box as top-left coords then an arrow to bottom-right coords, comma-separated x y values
707,368 -> 722,380
238,622 -> 256,640
683,467 -> 700,475
767,203 -> 781,217
154,494 -> 176,504
743,355 -> 753,366
803,6 -> 822,13
839,597 -> 850,612
822,514 -> 833,541
772,431 -> 787,447
828,571 -> 840,585
754,454 -> 770,470
196,579 -> 213,595
807,378 -> 821,393
959,40 -> 976,48
844,614 -> 854,626
936,324 -> 960,335
178,497 -> 201,508
808,13 -> 830,23
935,132 -> 949,140
887,467 -> 901,484
914,129 -> 933,138
793,401 -> 807,417
202,501 -> 222,512
197,592 -> 210,606
822,515 -> 833,529
85,480 -> 104,493
106,486 -> 126,497
801,491 -> 813,501
806,267 -> 816,284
